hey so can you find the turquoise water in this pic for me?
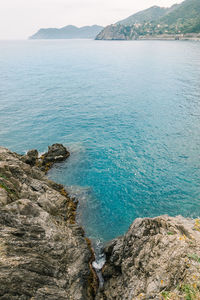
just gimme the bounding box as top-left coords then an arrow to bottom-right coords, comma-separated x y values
0,39 -> 200,241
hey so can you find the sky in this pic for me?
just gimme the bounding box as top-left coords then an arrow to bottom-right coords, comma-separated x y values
0,0 -> 183,39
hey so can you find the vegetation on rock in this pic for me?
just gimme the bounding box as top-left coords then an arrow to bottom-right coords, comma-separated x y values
96,0 -> 200,40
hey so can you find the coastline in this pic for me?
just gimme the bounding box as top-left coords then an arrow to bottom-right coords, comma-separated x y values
95,33 -> 200,41
137,33 -> 200,41
0,144 -> 200,299
0,144 -> 98,299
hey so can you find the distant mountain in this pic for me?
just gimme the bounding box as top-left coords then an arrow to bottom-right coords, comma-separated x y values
160,0 -> 200,33
96,0 -> 200,40
116,6 -> 169,26
30,25 -> 103,39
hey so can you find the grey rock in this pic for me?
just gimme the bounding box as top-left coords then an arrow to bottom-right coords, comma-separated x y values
96,25 -> 131,40
41,143 -> 70,168
0,146 -> 94,300
22,149 -> 38,166
96,216 -> 200,300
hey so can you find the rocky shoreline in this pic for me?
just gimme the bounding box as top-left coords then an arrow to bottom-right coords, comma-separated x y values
96,27 -> 200,41
96,216 -> 200,299
0,144 -> 97,299
0,144 -> 200,299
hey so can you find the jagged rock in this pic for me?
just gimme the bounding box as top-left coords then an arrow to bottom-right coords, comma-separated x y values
21,144 -> 70,173
42,144 -> 70,164
96,216 -> 200,300
95,25 -> 130,40
22,149 -> 39,166
38,144 -> 70,172
0,146 -> 94,300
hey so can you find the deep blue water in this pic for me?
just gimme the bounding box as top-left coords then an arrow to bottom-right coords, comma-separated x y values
0,39 -> 200,241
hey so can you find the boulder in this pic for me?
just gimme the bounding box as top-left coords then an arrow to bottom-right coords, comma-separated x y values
38,144 -> 70,172
22,149 -> 38,166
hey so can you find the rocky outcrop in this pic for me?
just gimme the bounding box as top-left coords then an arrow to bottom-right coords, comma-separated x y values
39,143 -> 70,172
96,216 -> 200,300
21,143 -> 70,173
95,25 -> 132,40
21,149 -> 39,167
0,145 -> 95,300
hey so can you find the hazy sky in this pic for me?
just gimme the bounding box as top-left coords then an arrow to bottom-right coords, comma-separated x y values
0,0 -> 183,39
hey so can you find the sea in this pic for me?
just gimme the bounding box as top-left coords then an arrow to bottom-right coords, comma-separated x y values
0,39 -> 200,243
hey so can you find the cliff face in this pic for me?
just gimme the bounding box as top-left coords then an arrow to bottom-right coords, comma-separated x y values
95,25 -> 132,40
0,145 -> 95,300
96,216 -> 200,300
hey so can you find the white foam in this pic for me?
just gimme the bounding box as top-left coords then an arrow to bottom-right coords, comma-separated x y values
92,257 -> 106,270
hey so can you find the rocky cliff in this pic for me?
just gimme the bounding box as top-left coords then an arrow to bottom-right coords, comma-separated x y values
96,216 -> 200,300
96,25 -> 132,40
0,145 -> 200,300
0,144 -> 96,300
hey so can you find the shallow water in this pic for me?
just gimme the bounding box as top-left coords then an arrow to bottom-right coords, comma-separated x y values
0,39 -> 200,241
